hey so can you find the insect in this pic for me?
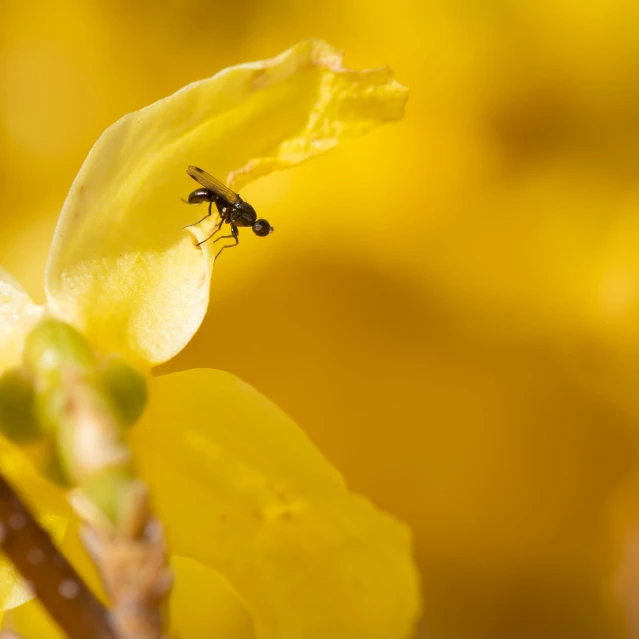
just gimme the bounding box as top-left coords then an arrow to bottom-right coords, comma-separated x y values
183,165 -> 273,258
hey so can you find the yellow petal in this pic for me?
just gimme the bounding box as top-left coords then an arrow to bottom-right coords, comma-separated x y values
45,40 -> 407,367
3,599 -> 66,639
131,369 -> 421,639
168,555 -> 254,638
0,438 -> 69,611
0,266 -> 43,374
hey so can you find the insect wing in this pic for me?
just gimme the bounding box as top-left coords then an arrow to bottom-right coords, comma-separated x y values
187,166 -> 239,205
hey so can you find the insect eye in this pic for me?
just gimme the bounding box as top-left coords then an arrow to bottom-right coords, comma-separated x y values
253,219 -> 273,237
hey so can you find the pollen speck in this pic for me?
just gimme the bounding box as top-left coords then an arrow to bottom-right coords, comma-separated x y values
8,512 -> 26,530
58,579 -> 80,599
27,547 -> 45,565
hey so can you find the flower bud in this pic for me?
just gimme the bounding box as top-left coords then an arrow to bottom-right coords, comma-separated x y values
99,356 -> 148,427
0,367 -> 41,442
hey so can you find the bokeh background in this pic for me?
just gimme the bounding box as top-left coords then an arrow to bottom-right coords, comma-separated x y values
3,1 -> 639,637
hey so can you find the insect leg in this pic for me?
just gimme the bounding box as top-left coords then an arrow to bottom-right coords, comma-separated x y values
196,220 -> 236,249
211,225 -> 239,259
183,200 -> 215,229
195,220 -> 225,246
214,199 -> 227,216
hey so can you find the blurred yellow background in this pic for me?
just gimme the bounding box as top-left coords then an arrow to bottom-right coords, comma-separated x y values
4,0 -> 639,637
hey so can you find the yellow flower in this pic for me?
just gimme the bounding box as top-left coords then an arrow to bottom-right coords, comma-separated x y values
0,41 -> 420,638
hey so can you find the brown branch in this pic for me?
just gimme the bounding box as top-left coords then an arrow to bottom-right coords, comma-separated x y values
81,521 -> 171,639
73,486 -> 172,639
0,472 -> 117,639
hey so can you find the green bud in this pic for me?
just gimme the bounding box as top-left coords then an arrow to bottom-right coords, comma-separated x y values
24,318 -> 95,383
0,367 -> 41,442
82,468 -> 134,526
41,445 -> 71,487
33,383 -> 70,435
19,317 -> 147,527
99,356 -> 148,427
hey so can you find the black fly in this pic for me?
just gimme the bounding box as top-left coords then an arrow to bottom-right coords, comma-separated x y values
183,165 -> 273,258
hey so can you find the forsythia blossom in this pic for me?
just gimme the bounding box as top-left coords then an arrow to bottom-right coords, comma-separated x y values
0,41 -> 420,638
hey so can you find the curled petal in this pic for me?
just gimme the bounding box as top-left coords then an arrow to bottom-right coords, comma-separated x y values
130,369 -> 421,639
45,40 -> 408,367
0,267 -> 43,375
